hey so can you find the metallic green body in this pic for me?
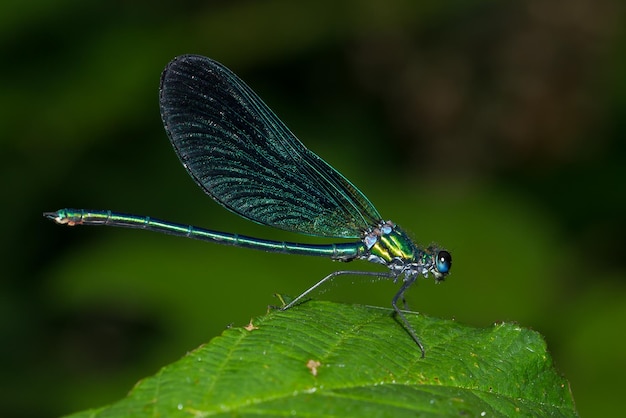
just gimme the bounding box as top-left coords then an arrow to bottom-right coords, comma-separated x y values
369,226 -> 418,264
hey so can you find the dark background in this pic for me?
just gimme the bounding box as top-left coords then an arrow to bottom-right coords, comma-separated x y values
2,0 -> 624,416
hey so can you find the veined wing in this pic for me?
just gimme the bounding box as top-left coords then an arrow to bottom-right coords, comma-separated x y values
159,55 -> 381,238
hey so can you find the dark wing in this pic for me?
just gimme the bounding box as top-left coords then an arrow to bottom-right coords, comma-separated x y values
159,55 -> 381,238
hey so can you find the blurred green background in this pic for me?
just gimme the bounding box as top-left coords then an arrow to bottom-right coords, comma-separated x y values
2,0 -> 624,416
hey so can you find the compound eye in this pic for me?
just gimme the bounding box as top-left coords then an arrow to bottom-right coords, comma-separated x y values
436,250 -> 452,274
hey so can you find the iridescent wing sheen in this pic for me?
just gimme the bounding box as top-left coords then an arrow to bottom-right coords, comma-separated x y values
159,55 -> 381,238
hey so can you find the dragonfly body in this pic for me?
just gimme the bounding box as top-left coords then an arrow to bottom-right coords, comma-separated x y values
45,55 -> 451,357
46,209 -> 446,281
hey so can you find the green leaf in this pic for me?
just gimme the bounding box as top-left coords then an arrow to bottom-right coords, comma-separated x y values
66,301 -> 577,417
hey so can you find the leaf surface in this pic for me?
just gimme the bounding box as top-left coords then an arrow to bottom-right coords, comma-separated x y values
67,301 -> 577,417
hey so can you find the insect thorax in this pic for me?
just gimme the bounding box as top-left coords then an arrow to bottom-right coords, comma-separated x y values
362,221 -> 418,267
